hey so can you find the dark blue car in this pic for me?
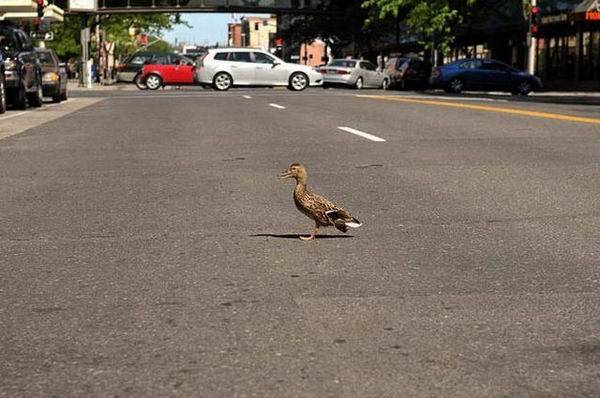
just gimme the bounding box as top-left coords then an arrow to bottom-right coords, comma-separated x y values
430,58 -> 542,95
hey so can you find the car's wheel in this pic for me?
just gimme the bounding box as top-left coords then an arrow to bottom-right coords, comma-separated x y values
134,73 -> 147,90
213,72 -> 233,91
289,72 -> 308,91
0,75 -> 6,114
448,77 -> 464,94
381,78 -> 390,90
27,77 -> 43,107
52,81 -> 61,103
514,80 -> 532,96
355,77 -> 364,90
12,84 -> 27,110
145,74 -> 163,90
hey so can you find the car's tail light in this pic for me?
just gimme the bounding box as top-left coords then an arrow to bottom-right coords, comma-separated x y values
43,72 -> 59,82
319,68 -> 327,74
336,70 -> 350,75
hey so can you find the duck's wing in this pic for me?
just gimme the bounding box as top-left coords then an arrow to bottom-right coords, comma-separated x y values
299,191 -> 338,215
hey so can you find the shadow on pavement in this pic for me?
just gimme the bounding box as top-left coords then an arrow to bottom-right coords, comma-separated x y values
249,234 -> 354,239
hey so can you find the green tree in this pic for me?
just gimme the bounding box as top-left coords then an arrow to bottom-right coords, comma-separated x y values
279,0 -> 390,58
46,13 -> 187,60
362,0 -> 477,54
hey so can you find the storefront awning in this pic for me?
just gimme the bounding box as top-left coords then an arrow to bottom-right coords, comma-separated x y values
0,0 -> 37,13
574,0 -> 600,13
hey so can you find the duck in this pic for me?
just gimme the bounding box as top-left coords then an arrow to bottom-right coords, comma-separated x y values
279,163 -> 362,241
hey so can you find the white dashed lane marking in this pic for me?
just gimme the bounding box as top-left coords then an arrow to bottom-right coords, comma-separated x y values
269,103 -> 286,109
337,126 -> 386,142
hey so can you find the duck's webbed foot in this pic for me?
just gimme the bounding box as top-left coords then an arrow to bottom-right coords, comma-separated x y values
300,227 -> 319,241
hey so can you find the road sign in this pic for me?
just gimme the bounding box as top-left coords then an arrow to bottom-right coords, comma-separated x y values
69,0 -> 97,12
31,31 -> 54,40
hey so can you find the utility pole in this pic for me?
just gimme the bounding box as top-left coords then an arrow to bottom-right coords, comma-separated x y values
527,0 -> 537,75
80,14 -> 90,88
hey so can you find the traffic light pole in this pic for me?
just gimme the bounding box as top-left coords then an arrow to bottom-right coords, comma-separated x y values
80,14 -> 90,88
527,0 -> 537,75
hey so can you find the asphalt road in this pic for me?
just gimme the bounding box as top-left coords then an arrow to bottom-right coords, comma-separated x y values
1,87 -> 599,397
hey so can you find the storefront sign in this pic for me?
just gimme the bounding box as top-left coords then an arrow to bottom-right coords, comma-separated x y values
541,13 -> 568,24
69,0 -> 97,12
585,10 -> 600,19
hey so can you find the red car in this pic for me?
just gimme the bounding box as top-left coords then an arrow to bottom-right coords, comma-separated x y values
139,55 -> 196,90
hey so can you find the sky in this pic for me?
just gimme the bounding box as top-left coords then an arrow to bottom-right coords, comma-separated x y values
163,13 -> 269,46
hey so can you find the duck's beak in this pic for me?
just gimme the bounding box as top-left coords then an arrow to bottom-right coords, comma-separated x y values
279,169 -> 293,179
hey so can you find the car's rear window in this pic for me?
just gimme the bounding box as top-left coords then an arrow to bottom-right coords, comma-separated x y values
330,60 -> 356,68
37,51 -> 55,66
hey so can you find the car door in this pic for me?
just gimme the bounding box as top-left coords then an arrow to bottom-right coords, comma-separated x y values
359,61 -> 381,87
169,55 -> 195,84
228,52 -> 255,84
458,59 -> 484,89
253,51 -> 287,85
479,60 -> 512,90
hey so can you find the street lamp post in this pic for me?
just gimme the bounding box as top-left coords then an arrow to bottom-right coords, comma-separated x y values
527,0 -> 537,75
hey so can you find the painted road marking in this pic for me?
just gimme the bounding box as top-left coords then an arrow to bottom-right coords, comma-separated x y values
269,103 -> 286,109
243,95 -> 252,99
357,94 -> 600,125
338,126 -> 386,142
0,98 -> 104,141
0,111 -> 27,121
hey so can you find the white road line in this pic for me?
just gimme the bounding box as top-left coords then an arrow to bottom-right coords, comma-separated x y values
269,103 -> 286,109
0,111 -> 27,121
337,126 -> 386,142
243,95 -> 252,99
0,99 -> 72,122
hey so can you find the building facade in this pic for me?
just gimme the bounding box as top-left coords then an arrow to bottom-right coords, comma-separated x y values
228,22 -> 244,47
246,15 -> 277,51
299,39 -> 327,66
536,0 -> 600,87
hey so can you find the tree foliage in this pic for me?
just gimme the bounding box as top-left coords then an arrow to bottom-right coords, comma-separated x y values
279,0 -> 391,57
362,0 -> 477,53
46,14 -> 187,60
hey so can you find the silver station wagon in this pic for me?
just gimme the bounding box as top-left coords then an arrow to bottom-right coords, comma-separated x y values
196,48 -> 323,91
320,59 -> 390,89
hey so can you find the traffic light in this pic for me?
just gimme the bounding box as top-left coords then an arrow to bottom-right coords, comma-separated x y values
530,6 -> 541,34
36,0 -> 44,18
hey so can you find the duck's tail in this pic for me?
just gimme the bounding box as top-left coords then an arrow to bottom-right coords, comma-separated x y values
326,211 -> 363,233
345,218 -> 362,228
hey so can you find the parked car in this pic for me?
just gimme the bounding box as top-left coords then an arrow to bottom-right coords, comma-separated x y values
430,58 -> 542,95
320,59 -> 389,89
35,48 -> 67,103
116,52 -> 192,88
0,50 -> 6,114
196,48 -> 323,91
385,55 -> 430,89
140,56 -> 196,90
0,22 -> 43,109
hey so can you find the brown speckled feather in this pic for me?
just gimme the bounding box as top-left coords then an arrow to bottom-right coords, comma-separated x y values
280,163 -> 362,238
294,184 -> 354,229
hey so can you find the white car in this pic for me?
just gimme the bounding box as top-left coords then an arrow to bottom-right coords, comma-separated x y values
320,59 -> 390,89
196,48 -> 323,91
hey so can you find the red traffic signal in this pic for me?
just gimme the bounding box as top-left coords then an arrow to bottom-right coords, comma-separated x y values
530,6 -> 542,34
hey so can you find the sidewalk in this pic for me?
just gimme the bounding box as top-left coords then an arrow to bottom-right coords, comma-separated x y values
67,81 -> 137,92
